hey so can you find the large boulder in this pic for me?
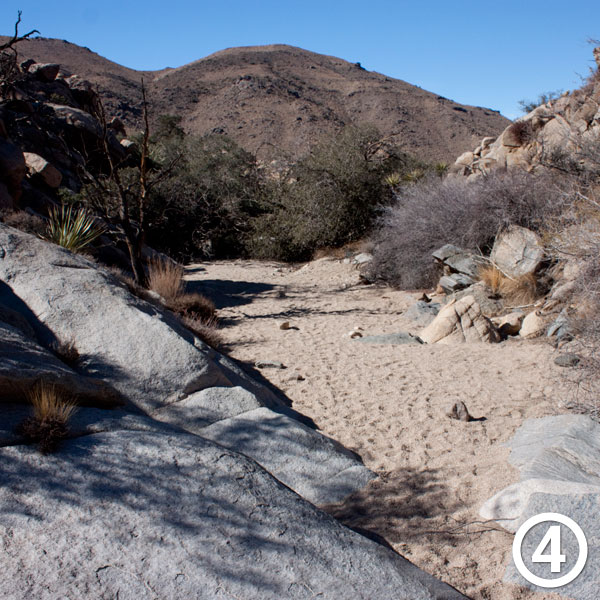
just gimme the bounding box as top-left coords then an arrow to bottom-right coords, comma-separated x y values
490,226 -> 544,279
0,431 -> 467,599
480,415 -> 600,598
481,414 -> 600,528
198,407 -> 376,505
0,225 -> 253,412
432,244 -> 482,279
0,313 -> 121,408
0,225 -> 375,505
419,295 -> 500,344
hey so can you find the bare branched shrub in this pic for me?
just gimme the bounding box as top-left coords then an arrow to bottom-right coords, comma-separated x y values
368,170 -> 562,289
16,383 -> 76,453
507,121 -> 533,145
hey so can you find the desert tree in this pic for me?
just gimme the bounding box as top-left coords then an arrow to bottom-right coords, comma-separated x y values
88,82 -> 181,285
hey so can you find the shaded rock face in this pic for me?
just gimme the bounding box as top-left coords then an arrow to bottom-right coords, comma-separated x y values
0,58 -> 126,210
419,295 -> 500,344
0,432 -> 467,600
451,46 -> 600,177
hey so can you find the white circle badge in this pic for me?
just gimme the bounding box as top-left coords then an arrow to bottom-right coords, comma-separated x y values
513,512 -> 588,588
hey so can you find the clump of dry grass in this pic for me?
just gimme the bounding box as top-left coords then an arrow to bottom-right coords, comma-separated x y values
478,264 -> 539,304
166,292 -> 216,322
50,338 -> 80,369
147,259 -> 184,302
2,210 -> 46,235
182,315 -> 223,349
478,264 -> 504,295
147,259 -> 220,344
16,383 -> 77,453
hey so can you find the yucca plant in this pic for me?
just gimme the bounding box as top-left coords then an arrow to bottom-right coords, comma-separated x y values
44,204 -> 104,251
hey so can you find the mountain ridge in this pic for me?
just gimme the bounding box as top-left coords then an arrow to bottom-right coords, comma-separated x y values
1,36 -> 510,161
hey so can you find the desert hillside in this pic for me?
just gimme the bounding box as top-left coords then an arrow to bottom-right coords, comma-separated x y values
0,37 -> 510,161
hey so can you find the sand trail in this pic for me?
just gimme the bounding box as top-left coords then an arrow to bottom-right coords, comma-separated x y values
186,257 -> 570,600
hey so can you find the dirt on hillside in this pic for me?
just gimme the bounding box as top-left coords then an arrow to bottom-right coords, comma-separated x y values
186,256 -> 571,600
2,37 -> 510,162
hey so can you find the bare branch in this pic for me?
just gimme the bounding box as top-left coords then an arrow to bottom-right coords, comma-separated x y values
0,11 -> 39,52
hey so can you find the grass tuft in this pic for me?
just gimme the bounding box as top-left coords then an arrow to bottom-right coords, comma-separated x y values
147,259 -> 184,301
50,338 -> 80,369
16,383 -> 77,453
182,315 -> 223,349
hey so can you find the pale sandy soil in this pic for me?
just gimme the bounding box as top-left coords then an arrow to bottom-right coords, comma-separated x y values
186,257 -> 572,600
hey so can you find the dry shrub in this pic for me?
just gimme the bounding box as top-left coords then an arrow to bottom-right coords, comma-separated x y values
507,120 -> 533,145
166,292 -> 216,322
16,383 -> 76,453
368,169 -> 562,289
147,259 -> 184,301
182,315 -> 223,349
50,338 -> 80,369
478,265 -> 504,295
2,210 -> 46,235
479,264 -> 540,304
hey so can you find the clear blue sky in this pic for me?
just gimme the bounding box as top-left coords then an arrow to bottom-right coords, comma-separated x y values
2,1 -> 598,119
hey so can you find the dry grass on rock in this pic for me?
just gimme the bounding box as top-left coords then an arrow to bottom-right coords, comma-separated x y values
16,383 -> 76,453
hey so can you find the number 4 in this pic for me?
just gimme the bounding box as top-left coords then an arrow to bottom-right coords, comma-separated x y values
532,525 -> 566,573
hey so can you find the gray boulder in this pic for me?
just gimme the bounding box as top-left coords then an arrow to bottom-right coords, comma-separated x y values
198,407 -> 377,505
0,431 -> 466,599
432,244 -> 483,278
0,225 -> 270,413
438,273 -> 475,294
0,318 -> 122,408
152,385 -> 273,430
403,300 -> 441,327
355,332 -> 424,345
490,226 -> 545,278
504,493 -> 599,599
481,415 -> 600,529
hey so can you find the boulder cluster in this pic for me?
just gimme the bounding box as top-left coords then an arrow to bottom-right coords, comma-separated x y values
451,47 -> 600,177
0,58 -> 132,212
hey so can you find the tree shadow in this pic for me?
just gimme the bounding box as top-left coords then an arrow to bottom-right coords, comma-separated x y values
322,467 -> 466,546
185,278 -> 276,309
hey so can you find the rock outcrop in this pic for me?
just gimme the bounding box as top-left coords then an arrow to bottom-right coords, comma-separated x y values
0,224 -> 377,506
480,415 -> 600,599
0,431 -> 466,600
451,47 -> 600,177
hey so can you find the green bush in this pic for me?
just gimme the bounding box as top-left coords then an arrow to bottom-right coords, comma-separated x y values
247,125 -> 423,261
